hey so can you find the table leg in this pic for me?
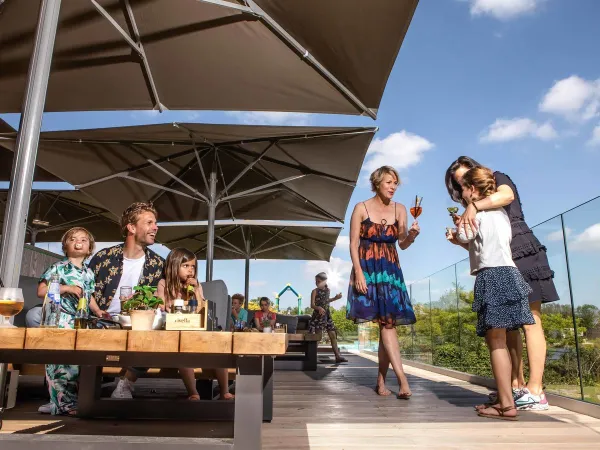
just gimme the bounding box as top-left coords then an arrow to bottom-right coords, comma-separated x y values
0,363 -> 7,430
233,356 -> 263,450
78,365 -> 102,418
262,356 -> 273,422
304,341 -> 318,371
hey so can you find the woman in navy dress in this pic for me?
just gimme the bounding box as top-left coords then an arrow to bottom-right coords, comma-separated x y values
445,156 -> 558,411
347,166 -> 419,399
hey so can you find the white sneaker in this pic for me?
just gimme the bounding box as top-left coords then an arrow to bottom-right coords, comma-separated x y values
38,402 -> 53,414
110,378 -> 134,399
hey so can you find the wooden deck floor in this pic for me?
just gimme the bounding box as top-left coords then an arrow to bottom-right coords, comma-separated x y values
2,353 -> 600,449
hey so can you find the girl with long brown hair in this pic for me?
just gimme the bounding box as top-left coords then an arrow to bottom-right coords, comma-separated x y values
157,248 -> 233,400
448,167 -> 535,420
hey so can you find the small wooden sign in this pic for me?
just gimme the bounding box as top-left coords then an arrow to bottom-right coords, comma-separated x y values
165,312 -> 205,330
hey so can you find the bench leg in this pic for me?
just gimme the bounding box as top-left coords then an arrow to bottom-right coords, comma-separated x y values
78,366 -> 102,418
303,341 -> 318,371
6,369 -> 19,410
262,357 -> 273,422
234,356 -> 263,450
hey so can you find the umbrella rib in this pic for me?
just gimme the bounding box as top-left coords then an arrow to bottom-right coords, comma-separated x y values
220,174 -> 306,202
256,225 -> 336,248
90,1 -> 141,55
146,159 -> 208,203
196,0 -> 255,15
214,243 -> 245,257
218,140 -> 277,199
216,235 -> 245,256
117,174 -> 201,201
173,125 -> 212,194
122,0 -> 164,111
251,227 -> 286,254
252,238 -> 305,256
222,149 -> 342,222
244,0 -> 376,119
214,151 -> 236,220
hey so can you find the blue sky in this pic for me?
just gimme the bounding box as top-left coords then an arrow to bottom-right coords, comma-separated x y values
3,0 -> 600,312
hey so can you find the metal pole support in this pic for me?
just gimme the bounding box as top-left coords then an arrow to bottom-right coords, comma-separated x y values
0,0 -> 61,289
205,170 -> 217,282
0,0 -> 61,417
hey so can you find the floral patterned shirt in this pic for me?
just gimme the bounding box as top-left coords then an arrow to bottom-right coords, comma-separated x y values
88,244 -> 164,311
39,259 -> 95,318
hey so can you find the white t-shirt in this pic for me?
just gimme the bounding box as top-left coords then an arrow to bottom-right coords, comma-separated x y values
457,208 -> 515,275
107,255 -> 146,315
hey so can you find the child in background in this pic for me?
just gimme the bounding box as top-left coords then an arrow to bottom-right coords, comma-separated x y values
231,293 -> 248,329
156,248 -> 234,400
37,227 -> 96,415
308,272 -> 347,363
254,297 -> 276,331
448,167 -> 535,420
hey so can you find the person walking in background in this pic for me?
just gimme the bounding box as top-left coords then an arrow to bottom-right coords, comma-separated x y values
445,156 -> 558,411
449,167 -> 535,420
347,166 -> 419,399
37,227 -> 96,415
308,272 -> 348,364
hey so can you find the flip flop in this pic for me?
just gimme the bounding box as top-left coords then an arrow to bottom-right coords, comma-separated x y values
477,405 -> 518,421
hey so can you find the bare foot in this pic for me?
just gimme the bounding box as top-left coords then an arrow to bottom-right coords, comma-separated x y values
220,392 -> 235,400
398,376 -> 412,399
375,383 -> 392,396
188,394 -> 201,401
475,402 -> 497,411
477,405 -> 517,420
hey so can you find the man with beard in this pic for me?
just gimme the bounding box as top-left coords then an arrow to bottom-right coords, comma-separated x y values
88,202 -> 164,399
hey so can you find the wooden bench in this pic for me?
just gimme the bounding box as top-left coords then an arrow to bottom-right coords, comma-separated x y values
0,328 -> 288,450
275,330 -> 322,371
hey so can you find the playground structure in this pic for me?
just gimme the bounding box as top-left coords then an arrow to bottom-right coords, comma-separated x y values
274,284 -> 303,315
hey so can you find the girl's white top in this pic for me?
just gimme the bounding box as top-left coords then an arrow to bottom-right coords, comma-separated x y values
457,208 -> 515,275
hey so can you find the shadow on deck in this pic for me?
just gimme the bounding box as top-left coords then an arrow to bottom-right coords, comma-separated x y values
2,353 -> 600,449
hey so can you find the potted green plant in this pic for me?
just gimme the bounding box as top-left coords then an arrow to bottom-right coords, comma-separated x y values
122,286 -> 164,330
261,316 -> 272,333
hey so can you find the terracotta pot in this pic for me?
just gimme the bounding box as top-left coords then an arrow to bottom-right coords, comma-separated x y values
130,309 -> 156,331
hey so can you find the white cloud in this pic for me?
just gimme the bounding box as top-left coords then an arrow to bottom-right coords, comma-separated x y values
480,117 -> 558,143
362,131 -> 434,175
226,111 -> 314,126
249,280 -> 267,288
539,76 -> 600,121
546,227 -> 572,242
467,0 -> 541,20
570,224 -> 600,252
586,124 -> 600,147
333,235 -> 349,254
304,256 -> 352,297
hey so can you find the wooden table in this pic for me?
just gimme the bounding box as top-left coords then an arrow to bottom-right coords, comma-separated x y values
275,331 -> 321,371
0,328 -> 287,450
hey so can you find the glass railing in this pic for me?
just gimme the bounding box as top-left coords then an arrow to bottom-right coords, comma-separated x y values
358,195 -> 600,405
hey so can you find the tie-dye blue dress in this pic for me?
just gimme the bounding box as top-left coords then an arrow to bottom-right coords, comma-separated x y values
346,203 -> 416,326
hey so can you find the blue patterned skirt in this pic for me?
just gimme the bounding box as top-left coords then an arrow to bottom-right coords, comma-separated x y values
473,266 -> 535,337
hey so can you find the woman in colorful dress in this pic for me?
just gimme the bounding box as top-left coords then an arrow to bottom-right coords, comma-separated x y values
445,156 -> 559,411
37,227 -> 96,416
347,166 -> 420,399
308,272 -> 348,364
